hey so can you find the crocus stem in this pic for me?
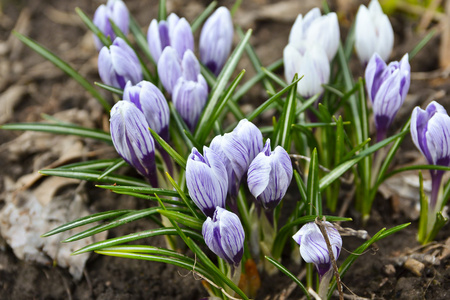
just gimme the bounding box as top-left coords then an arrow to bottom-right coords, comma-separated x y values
159,147 -> 173,176
430,170 -> 444,210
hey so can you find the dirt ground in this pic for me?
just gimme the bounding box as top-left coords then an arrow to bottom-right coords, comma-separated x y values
1,0 -> 450,299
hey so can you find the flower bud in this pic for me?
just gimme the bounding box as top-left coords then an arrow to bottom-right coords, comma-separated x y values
247,139 -> 293,210
186,147 -> 228,217
411,101 -> 450,208
210,119 -> 263,197
365,53 -> 410,139
289,8 -> 339,62
292,221 -> 342,279
123,81 -> 170,142
93,0 -> 129,51
147,13 -> 194,63
202,207 -> 245,267
355,0 -> 394,64
110,101 -> 157,186
284,44 -> 330,98
98,37 -> 142,89
199,7 -> 234,76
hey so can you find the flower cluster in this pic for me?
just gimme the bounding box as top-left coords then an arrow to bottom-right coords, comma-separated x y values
186,119 -> 293,266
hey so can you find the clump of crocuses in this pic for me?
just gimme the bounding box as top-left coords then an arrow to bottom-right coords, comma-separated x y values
98,37 -> 142,89
109,100 -> 157,187
365,53 -> 410,141
355,0 -> 394,65
247,139 -> 293,210
411,101 -> 450,243
93,0 -> 129,51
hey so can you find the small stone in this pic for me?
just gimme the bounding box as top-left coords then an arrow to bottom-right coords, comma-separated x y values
383,264 -> 396,276
404,258 -> 425,276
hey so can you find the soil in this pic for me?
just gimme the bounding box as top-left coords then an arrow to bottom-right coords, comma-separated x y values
1,0 -> 450,299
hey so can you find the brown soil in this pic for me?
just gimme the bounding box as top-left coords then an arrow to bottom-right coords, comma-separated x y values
1,0 -> 450,299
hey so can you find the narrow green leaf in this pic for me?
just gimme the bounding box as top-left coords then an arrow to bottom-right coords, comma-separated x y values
108,190 -> 185,206
72,227 -> 203,255
157,210 -> 203,231
129,15 -> 154,64
0,123 -> 112,143
42,210 -> 132,237
59,159 -> 118,170
98,159 -> 127,180
409,29 -> 436,61
307,149 -> 321,215
165,173 -> 203,219
39,169 -> 149,187
265,256 -> 310,300
12,31 -> 110,112
95,82 -> 124,95
293,170 -> 307,203
75,7 -> 110,47
274,74 -> 297,150
149,128 -> 187,169
418,172 -> 428,243
195,29 -> 252,144
168,102 -> 197,150
95,185 -> 182,197
191,1 -> 218,33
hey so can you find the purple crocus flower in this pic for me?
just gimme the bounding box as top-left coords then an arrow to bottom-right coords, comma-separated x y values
210,119 -> 263,198
365,53 -> 410,141
292,221 -> 342,279
98,37 -> 142,89
355,0 -> 394,65
186,147 -> 228,217
93,0 -> 129,51
247,139 -> 293,210
110,100 -> 157,187
123,80 -> 170,142
147,13 -> 194,63
411,101 -> 450,209
199,6 -> 234,76
202,207 -> 245,267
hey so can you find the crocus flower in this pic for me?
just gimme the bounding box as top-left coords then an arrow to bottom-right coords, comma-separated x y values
123,81 -> 170,142
93,0 -> 129,51
199,6 -> 234,76
202,207 -> 245,267
110,100 -> 157,187
247,139 -> 293,210
210,119 -> 263,197
292,221 -> 342,279
355,0 -> 394,65
166,50 -> 208,131
186,147 -> 228,217
289,8 -> 340,62
284,44 -> 330,98
147,13 -> 194,63
98,37 -> 142,89
411,101 -> 450,209
365,53 -> 410,141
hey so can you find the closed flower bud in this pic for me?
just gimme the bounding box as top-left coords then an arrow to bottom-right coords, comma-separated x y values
147,13 -> 194,63
186,147 -> 228,217
292,221 -> 342,279
411,101 -> 450,208
284,44 -> 330,98
202,207 -> 245,267
98,37 -> 142,89
289,8 -> 339,62
123,81 -> 170,142
93,0 -> 129,51
110,101 -> 157,186
199,6 -> 234,76
355,0 -> 394,64
210,119 -> 263,197
247,139 -> 293,210
365,53 -> 410,140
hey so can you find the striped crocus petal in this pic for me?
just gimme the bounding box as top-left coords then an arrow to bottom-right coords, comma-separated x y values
292,221 -> 342,279
288,8 -> 321,51
110,101 -> 157,186
123,81 -> 170,141
296,45 -> 330,98
93,0 -> 129,51
157,46 -> 182,94
186,147 -> 228,217
199,6 -> 234,76
202,207 -> 245,267
247,139 -> 293,210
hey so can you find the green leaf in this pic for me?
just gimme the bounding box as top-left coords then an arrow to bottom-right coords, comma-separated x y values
129,15 -> 154,64
307,148 -> 321,215
149,128 -> 187,169
293,170 -> 307,204
273,74 -> 297,150
42,210 -> 132,237
409,29 -> 436,61
95,82 -> 124,95
107,190 -> 185,206
157,210 -> 203,231
98,159 -> 127,180
72,227 -> 203,255
39,169 -> 149,187
75,7 -> 110,47
165,173 -> 203,219
195,29 -> 252,144
265,256 -> 310,300
59,159 -> 118,170
95,185 -> 182,197
191,1 -> 218,33
168,102 -> 198,150
0,123 -> 112,143
12,31 -> 110,112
